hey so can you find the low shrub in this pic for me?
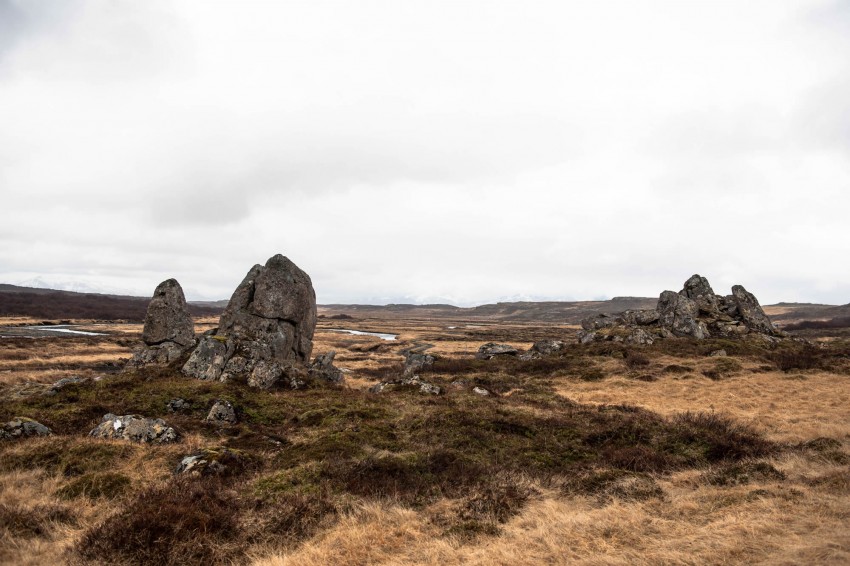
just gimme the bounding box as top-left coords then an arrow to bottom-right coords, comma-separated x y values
75,477 -> 244,566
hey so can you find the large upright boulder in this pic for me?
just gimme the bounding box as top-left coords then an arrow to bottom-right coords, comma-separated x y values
127,279 -> 196,367
183,254 -> 318,388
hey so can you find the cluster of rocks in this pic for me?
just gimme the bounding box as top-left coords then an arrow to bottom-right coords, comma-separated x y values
578,275 -> 782,346
88,413 -> 179,444
128,254 -> 344,390
1,417 -> 52,440
475,340 -> 566,361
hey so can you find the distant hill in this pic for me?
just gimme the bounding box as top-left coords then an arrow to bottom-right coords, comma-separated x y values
318,297 -> 660,324
2,282 -> 847,326
0,284 -> 222,321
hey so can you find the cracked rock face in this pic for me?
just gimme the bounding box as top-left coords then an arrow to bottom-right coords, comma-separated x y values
578,274 -> 780,345
127,279 -> 196,368
183,255 -> 317,387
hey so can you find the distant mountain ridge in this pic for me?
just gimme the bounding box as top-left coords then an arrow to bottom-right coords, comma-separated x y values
0,284 -> 222,321
0,283 -> 847,325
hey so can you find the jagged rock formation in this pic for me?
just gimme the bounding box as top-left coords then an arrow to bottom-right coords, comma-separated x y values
127,279 -> 196,367
578,274 -> 781,345
183,254 -> 318,389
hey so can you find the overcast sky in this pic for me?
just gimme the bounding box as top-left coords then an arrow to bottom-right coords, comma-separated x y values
1,0 -> 848,305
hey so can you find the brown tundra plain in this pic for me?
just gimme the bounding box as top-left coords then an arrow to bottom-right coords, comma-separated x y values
0,309 -> 848,565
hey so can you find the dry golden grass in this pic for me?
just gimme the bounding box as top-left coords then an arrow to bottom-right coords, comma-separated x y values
556,360 -> 850,443
1,315 -> 849,565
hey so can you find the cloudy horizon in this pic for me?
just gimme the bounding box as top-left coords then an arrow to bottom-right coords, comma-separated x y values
1,0 -> 849,306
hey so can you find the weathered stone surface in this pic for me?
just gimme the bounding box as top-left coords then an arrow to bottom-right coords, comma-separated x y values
183,255 -> 317,386
1,417 -> 52,440
476,343 -> 518,360
166,398 -> 190,412
657,291 -> 709,339
680,274 -> 719,314
175,447 -> 246,476
142,279 -> 195,347
127,279 -> 196,369
183,336 -> 231,381
731,285 -> 777,334
403,352 -> 436,376
309,351 -> 344,383
128,342 -> 187,367
530,339 -> 566,356
709,349 -> 728,357
473,386 -> 490,396
89,414 -> 178,444
247,360 -> 284,389
620,310 -> 660,326
205,400 -> 237,425
400,375 -> 442,395
581,314 -> 621,332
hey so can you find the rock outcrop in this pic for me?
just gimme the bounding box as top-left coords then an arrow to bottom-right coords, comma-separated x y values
127,279 -> 196,367
476,343 -> 519,360
1,417 -> 52,440
89,414 -> 179,444
182,254 -> 318,388
578,275 -> 780,345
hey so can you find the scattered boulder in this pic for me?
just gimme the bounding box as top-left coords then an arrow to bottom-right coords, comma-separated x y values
127,279 -> 196,368
472,386 -> 490,396
530,339 -> 566,356
175,447 -> 247,476
403,351 -> 435,375
45,376 -> 88,396
309,351 -> 344,383
400,375 -> 442,395
709,349 -> 728,357
89,414 -> 178,444
166,398 -> 190,412
183,255 -> 317,387
205,400 -> 238,425
476,343 -> 518,360
578,275 -> 782,345
371,374 -> 443,395
522,339 -> 567,359
0,417 -> 52,440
